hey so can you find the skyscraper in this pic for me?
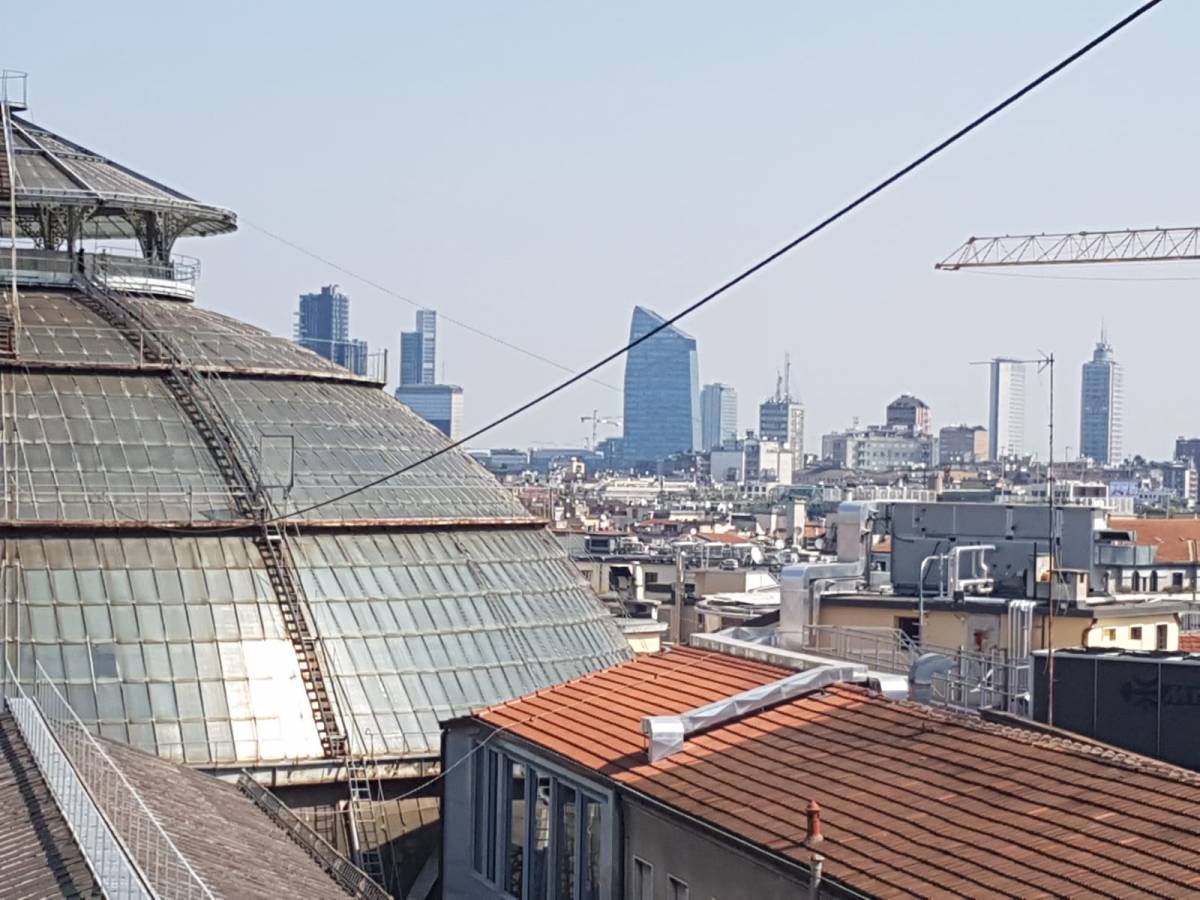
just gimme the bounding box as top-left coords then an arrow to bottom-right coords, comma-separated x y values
988,358 -> 1026,459
758,355 -> 805,471
295,284 -> 368,376
700,383 -> 738,451
400,309 -> 437,386
621,306 -> 700,467
1080,327 -> 1123,464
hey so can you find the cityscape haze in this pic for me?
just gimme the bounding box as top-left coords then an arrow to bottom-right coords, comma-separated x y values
6,3 -> 1200,458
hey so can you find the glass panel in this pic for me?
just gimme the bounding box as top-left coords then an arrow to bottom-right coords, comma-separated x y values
584,799 -> 604,900
556,785 -> 577,900
530,771 -> 551,900
473,747 -> 498,880
506,761 -> 526,898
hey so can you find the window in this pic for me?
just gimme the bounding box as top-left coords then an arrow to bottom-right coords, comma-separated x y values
644,572 -> 659,585
1157,623 -> 1170,650
470,743 -> 609,899
633,857 -> 654,900
1103,628 -> 1117,642
1174,572 -> 1185,589
668,875 -> 689,900
1130,626 -> 1143,642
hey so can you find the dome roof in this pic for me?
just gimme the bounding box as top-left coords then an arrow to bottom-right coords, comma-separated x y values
2,286 -> 631,773
0,114 -> 236,241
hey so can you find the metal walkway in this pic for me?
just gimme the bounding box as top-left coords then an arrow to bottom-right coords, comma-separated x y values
72,275 -> 347,759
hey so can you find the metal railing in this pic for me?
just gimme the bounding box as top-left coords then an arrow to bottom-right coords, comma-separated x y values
801,624 -> 921,675
4,661 -> 214,899
928,647 -> 1032,716
238,774 -> 391,900
0,69 -> 27,109
1,247 -> 199,299
1180,609 -> 1200,633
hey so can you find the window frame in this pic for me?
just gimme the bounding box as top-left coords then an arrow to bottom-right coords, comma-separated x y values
470,739 -> 613,900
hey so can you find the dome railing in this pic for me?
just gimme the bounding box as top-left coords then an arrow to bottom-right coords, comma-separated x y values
0,247 -> 199,300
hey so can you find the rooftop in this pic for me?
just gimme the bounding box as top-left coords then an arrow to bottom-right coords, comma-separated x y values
475,646 -> 1200,898
1109,516 -> 1200,563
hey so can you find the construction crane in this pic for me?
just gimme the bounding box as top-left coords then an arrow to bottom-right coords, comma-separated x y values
580,409 -> 621,450
936,226 -> 1200,270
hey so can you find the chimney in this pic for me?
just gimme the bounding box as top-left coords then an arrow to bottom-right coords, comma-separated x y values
804,799 -> 824,848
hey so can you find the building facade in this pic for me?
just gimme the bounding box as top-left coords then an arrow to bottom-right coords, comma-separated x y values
758,398 -> 805,461
938,424 -> 989,464
699,382 -> 738,451
886,394 -> 931,435
821,426 -> 933,471
1079,329 -> 1123,464
988,357 -> 1026,459
621,306 -> 700,467
400,309 -> 437,386
394,383 -> 463,439
295,284 -> 369,376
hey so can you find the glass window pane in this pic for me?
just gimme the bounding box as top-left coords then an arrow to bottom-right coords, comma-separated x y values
530,771 -> 551,900
507,761 -> 526,898
556,785 -> 577,900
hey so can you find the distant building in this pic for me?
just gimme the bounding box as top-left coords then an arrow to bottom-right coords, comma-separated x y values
400,309 -> 437,386
621,306 -> 700,467
886,394 -> 931,435
395,383 -> 463,439
700,383 -> 738,451
988,358 -> 1026,459
939,424 -> 989,464
1177,437 -> 1200,470
822,426 -> 932,471
295,284 -> 368,376
1079,327 -> 1123,464
758,355 -> 804,472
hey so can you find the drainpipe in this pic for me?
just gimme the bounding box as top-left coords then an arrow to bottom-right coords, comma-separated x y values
918,553 -> 946,647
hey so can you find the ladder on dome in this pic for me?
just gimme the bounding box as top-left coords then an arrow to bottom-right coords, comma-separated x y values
72,273 -> 349,759
0,84 -> 19,359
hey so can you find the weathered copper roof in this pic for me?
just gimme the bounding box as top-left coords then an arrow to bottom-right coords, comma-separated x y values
477,647 -> 1200,898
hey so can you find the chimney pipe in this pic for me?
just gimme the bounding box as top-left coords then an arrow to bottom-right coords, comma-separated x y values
804,799 -> 824,848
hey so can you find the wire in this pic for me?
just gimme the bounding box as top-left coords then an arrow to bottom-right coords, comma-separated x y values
241,218 -> 621,392
255,0 -> 1163,527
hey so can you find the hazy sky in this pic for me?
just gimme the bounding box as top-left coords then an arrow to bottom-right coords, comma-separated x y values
4,1 -> 1197,459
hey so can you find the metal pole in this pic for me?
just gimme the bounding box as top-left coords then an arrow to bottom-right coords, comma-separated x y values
1046,354 -> 1056,726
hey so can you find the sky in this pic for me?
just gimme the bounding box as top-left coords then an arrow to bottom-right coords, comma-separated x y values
3,1 -> 1198,459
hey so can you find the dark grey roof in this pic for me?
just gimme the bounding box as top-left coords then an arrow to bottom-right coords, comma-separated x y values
2,115 -> 236,240
0,714 -> 102,898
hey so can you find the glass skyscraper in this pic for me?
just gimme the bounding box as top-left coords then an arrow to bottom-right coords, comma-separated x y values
295,284 -> 368,376
701,383 -> 738,451
622,306 -> 700,467
1080,327 -> 1123,464
400,309 -> 437,386
988,358 -> 1026,459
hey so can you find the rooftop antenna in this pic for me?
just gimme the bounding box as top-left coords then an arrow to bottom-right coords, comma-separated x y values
784,352 -> 792,401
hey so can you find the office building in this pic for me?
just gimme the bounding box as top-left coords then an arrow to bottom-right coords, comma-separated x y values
621,306 -> 700,467
394,383 -> 463,439
988,358 -> 1026,459
886,394 -> 931,435
939,424 -> 989,464
1177,437 -> 1200,470
821,426 -> 933,471
400,309 -> 437,386
758,355 -> 805,473
295,284 -> 369,376
1079,327 -> 1123,464
700,382 -> 738,451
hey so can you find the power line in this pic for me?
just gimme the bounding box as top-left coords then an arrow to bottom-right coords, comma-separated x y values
242,218 -> 621,392
233,0 -> 1162,528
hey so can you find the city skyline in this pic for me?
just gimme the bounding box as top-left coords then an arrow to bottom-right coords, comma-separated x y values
11,4 -> 1199,458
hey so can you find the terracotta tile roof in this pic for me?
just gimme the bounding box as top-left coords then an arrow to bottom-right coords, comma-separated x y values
477,647 -> 1200,898
695,531 -> 752,545
1109,516 -> 1200,563
0,714 -> 101,898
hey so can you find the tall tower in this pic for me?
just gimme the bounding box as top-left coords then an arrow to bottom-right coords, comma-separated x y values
1079,325 -> 1123,464
399,309 -> 437,386
621,306 -> 700,467
296,285 -> 368,376
700,383 -> 738,451
988,358 -> 1026,459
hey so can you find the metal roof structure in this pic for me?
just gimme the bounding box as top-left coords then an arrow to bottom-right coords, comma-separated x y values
0,72 -> 235,250
474,646 -> 1200,898
0,80 -> 632,779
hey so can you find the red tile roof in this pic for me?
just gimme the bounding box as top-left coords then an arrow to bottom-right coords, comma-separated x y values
695,531 -> 751,545
1180,633 -> 1200,652
477,647 -> 1200,898
1110,517 -> 1200,563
